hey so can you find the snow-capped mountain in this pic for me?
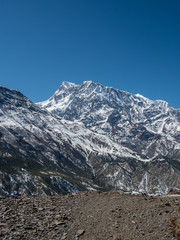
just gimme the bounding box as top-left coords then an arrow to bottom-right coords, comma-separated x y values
38,81 -> 180,161
0,82 -> 179,196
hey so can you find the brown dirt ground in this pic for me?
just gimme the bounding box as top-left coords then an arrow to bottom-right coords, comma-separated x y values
0,191 -> 179,240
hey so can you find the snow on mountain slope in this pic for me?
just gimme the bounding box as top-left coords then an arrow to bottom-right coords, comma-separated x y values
38,81 -> 180,160
0,83 -> 179,196
37,81 -> 180,194
0,85 -> 141,196
0,86 -> 95,196
0,86 -> 138,160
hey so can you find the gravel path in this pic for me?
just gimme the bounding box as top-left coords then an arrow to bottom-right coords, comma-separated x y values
0,191 -> 179,240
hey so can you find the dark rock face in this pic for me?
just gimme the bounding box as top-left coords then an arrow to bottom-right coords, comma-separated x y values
0,86 -> 91,196
0,82 -> 180,196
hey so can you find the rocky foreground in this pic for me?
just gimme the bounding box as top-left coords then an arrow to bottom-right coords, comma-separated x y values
0,191 -> 179,240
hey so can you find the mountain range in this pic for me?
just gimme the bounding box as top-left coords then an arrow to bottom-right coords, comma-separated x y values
0,81 -> 179,196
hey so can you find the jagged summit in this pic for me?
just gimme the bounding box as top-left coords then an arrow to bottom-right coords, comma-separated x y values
60,81 -> 77,88
40,81 -> 171,109
38,81 -> 174,129
82,80 -> 93,85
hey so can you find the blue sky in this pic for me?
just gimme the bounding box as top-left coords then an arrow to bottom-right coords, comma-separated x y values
0,0 -> 180,108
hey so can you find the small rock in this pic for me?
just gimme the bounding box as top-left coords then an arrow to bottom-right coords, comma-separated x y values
1,207 -> 7,212
165,202 -> 171,206
16,224 -> 23,227
24,226 -> 33,230
38,208 -> 44,211
53,220 -> 65,225
0,223 -> 7,227
61,236 -> 66,240
61,232 -> 67,240
112,234 -> 121,240
76,229 -> 85,237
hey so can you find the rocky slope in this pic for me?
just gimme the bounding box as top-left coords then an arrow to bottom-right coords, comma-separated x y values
0,191 -> 179,240
0,82 -> 180,196
0,86 -> 94,196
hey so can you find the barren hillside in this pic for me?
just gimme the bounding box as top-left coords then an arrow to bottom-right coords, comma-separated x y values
0,191 -> 179,240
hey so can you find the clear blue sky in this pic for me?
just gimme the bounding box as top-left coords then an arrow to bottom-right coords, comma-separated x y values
0,0 -> 180,108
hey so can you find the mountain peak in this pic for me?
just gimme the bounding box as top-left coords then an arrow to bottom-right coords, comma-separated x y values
37,80 -> 178,135
82,80 -> 93,86
60,81 -> 77,88
135,93 -> 150,103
